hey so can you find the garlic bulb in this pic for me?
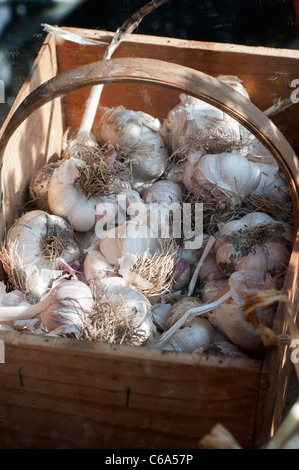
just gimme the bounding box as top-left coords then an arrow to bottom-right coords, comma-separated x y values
96,279 -> 156,345
194,341 -> 249,358
208,270 -> 278,352
166,297 -> 202,329
83,245 -> 115,283
48,157 -> 95,231
165,162 -> 185,184
0,278 -> 93,333
99,221 -> 159,266
214,212 -> 293,277
183,151 -> 261,208
160,75 -> 250,158
198,250 -> 227,282
3,210 -> 80,298
172,257 -> 192,291
29,161 -> 62,211
142,180 -> 183,204
96,106 -> 168,191
48,156 -> 128,232
160,317 -> 224,352
201,278 -> 229,304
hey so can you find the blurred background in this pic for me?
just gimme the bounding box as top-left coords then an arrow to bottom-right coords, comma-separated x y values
0,0 -> 299,125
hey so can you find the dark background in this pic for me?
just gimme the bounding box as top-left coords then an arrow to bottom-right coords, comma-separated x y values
0,0 -> 299,125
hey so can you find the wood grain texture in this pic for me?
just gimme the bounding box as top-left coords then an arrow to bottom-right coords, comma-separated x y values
0,33 -> 64,241
0,29 -> 298,450
55,29 -> 299,154
0,331 -> 263,449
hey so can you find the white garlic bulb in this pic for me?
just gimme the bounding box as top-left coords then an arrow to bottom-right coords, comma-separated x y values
48,157 -> 125,232
0,278 -> 93,333
214,212 -> 293,277
142,180 -> 183,205
99,221 -> 159,266
48,157 -> 95,231
96,106 -> 168,191
160,75 -> 250,157
83,245 -> 115,283
183,151 -> 261,208
4,210 -> 80,298
29,161 -> 62,211
96,279 -> 156,344
166,297 -> 202,329
160,317 -> 225,352
208,270 -> 277,352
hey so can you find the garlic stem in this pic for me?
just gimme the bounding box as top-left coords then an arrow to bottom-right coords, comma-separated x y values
152,290 -> 231,349
0,295 -> 52,322
187,235 -> 216,296
76,0 -> 169,146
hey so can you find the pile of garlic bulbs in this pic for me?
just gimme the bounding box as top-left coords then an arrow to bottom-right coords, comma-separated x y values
0,75 -> 294,357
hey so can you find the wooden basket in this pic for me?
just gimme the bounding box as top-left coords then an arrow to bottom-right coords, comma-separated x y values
0,28 -> 298,449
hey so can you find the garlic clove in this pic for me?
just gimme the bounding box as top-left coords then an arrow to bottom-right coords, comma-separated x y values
166,296 -> 202,329
29,160 -> 62,211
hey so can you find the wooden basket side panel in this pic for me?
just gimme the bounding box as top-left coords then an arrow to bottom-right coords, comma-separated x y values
0,34 -> 64,239
56,29 -> 299,154
259,230 -> 299,445
0,333 -> 263,449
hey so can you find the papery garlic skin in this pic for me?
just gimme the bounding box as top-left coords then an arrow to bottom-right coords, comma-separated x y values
142,180 -> 183,205
214,212 -> 293,277
29,161 -> 62,211
183,152 -> 261,207
83,245 -> 115,283
99,221 -> 159,266
160,76 -> 250,158
166,297 -> 202,329
40,279 -> 93,332
48,158 -> 101,232
97,280 -> 157,344
160,317 -> 225,352
96,106 -> 168,190
7,209 -> 80,269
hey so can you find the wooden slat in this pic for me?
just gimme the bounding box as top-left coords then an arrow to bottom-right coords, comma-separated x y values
0,29 -> 298,450
0,331 -> 263,449
0,34 -> 64,240
55,29 -> 299,154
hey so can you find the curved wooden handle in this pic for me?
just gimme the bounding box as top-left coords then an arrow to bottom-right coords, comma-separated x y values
0,57 -> 298,221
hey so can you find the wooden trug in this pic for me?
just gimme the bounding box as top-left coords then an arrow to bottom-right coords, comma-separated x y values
0,29 -> 298,449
